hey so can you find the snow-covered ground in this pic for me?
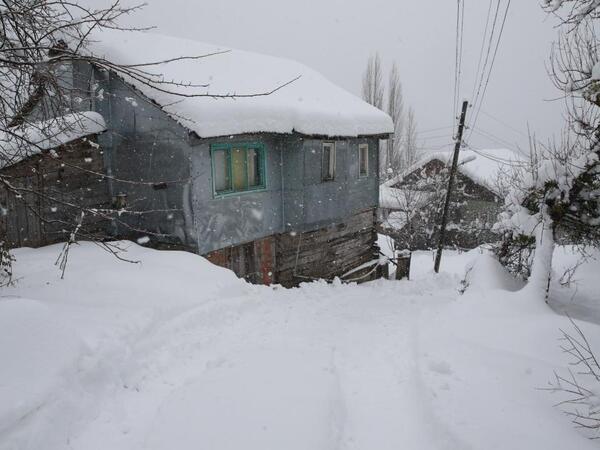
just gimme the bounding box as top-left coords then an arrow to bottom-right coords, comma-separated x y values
2,241 -> 600,449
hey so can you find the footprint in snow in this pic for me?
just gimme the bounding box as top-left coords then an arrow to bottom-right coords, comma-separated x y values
428,360 -> 453,375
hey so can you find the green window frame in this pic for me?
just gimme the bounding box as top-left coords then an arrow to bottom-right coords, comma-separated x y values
210,142 -> 267,196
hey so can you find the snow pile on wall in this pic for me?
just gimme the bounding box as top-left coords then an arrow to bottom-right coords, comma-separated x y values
0,111 -> 106,168
87,30 -> 393,138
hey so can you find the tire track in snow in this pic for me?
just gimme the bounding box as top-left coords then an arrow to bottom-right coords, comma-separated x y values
409,298 -> 475,450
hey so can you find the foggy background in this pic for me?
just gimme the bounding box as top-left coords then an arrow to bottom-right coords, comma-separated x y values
114,0 -> 563,154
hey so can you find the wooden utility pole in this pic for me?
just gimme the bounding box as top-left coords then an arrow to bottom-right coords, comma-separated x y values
434,100 -> 469,273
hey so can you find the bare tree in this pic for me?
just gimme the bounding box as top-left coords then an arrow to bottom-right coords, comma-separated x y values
544,0 -> 600,27
545,317 -> 600,437
380,162 -> 467,252
403,107 -> 419,169
386,62 -> 405,177
362,52 -> 386,177
362,52 -> 384,110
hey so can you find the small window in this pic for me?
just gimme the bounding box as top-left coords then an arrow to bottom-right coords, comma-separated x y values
322,142 -> 336,181
211,143 -> 265,195
231,147 -> 246,191
213,149 -> 231,192
247,148 -> 262,188
359,143 -> 369,178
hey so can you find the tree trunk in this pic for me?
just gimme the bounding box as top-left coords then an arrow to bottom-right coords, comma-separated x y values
526,212 -> 555,302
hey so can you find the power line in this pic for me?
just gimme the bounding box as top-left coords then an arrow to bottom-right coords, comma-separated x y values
479,108 -> 529,139
470,0 -> 502,121
468,126 -> 520,151
466,145 -> 529,167
470,0 -> 494,104
453,0 -> 465,124
419,133 -> 456,141
468,0 -> 512,142
416,125 -> 455,135
458,0 -> 466,116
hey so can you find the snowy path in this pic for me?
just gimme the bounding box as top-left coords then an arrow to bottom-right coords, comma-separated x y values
2,242 -> 599,449
65,279 -> 460,450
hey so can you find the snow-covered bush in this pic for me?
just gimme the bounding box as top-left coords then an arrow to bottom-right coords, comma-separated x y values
494,233 -> 535,280
496,0 -> 600,295
493,135 -> 600,299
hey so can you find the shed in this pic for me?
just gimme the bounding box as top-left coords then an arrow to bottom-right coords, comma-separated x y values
379,148 -> 526,250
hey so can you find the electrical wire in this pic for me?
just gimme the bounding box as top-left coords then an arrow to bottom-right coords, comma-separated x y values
416,125 -> 456,135
479,108 -> 529,139
453,0 -> 465,125
470,0 -> 494,105
470,0 -> 502,123
468,0 -> 512,142
468,126 -> 520,151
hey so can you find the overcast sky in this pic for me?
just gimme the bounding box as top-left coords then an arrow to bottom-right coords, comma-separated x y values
117,0 -> 563,153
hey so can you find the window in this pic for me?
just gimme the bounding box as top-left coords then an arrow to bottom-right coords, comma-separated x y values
359,143 -> 369,177
211,143 -> 266,195
322,142 -> 336,181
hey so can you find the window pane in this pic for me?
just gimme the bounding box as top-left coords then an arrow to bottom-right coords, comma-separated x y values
213,150 -> 230,192
247,148 -> 262,188
359,145 -> 368,176
322,146 -> 330,179
232,148 -> 246,191
323,143 -> 335,180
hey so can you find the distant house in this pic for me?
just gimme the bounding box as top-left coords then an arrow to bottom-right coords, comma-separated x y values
0,31 -> 393,286
379,149 -> 524,250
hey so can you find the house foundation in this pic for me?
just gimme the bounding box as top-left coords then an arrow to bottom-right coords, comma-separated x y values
204,208 -> 382,287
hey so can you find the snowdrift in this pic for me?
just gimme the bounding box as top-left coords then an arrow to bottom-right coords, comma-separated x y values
2,241 -> 600,449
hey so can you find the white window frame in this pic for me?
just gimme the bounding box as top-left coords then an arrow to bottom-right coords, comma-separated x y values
358,143 -> 369,178
322,142 -> 336,181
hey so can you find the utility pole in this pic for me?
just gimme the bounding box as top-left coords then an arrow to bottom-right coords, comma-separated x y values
434,100 -> 469,273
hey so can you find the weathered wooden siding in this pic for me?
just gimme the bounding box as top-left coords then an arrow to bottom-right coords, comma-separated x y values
275,208 -> 378,286
204,236 -> 275,285
202,208 -> 379,287
0,136 -> 110,248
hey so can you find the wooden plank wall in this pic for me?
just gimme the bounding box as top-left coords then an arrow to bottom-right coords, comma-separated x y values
203,209 -> 380,287
0,136 -> 111,248
204,236 -> 275,285
275,208 -> 379,287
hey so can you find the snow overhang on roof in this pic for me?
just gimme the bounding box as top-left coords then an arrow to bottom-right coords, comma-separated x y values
382,149 -> 528,196
0,111 -> 106,169
87,30 -> 394,139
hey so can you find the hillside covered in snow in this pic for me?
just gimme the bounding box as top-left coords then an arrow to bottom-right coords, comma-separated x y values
1,241 -> 600,449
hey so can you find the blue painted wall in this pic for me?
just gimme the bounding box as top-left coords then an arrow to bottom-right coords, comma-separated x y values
74,62 -> 381,254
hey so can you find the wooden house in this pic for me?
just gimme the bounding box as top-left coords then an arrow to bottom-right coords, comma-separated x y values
379,149 -> 523,250
0,30 -> 393,286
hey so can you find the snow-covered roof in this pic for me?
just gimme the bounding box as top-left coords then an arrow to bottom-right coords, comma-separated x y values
382,148 -> 527,195
0,111 -> 106,168
379,186 -> 433,210
379,186 -> 434,230
87,30 -> 393,138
